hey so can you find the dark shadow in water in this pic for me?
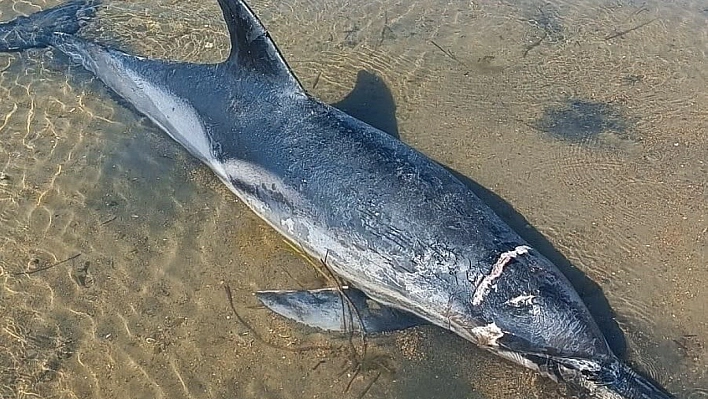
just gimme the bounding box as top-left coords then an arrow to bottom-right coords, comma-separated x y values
336,70 -> 627,357
533,99 -> 630,144
332,70 -> 400,140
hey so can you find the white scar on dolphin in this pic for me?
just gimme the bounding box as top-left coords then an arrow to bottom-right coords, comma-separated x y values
472,245 -> 531,306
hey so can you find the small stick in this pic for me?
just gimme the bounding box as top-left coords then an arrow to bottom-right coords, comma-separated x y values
522,31 -> 547,58
318,252 -> 368,362
223,282 -> 331,353
344,365 -> 361,393
280,238 -> 334,284
312,71 -> 322,90
673,339 -> 688,352
13,253 -> 81,276
430,40 -> 462,65
604,18 -> 657,41
357,371 -> 382,399
99,215 -> 117,225
312,359 -> 326,370
377,12 -> 393,48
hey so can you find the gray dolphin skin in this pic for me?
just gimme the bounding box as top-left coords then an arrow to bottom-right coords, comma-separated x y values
0,1 -> 675,398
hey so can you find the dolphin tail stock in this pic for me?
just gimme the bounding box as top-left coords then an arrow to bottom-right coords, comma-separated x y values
0,0 -> 100,52
557,357 -> 674,399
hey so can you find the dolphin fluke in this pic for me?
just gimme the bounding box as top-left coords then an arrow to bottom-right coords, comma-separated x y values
0,0 -> 100,52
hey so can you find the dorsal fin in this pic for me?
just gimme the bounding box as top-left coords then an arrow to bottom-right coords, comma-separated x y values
217,0 -> 304,92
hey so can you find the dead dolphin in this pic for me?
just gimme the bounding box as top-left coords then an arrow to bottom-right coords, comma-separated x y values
0,1 -> 674,398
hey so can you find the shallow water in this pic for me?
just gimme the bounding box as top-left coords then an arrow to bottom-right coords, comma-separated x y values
0,0 -> 706,398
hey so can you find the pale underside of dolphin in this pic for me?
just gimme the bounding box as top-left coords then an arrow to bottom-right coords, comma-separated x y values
0,1 -> 674,398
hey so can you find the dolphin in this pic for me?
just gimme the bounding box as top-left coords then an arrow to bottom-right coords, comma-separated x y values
0,1 -> 674,398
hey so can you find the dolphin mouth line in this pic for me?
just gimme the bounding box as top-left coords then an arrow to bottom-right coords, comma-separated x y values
472,245 -> 531,306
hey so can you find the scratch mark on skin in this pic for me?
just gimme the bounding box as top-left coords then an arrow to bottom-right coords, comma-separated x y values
281,218 -> 295,234
506,294 -> 536,307
472,245 -> 531,306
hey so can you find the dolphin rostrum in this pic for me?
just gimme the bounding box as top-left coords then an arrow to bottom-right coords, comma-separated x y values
0,1 -> 674,398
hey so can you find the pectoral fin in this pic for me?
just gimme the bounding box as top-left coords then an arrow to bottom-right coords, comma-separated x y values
256,288 -> 425,333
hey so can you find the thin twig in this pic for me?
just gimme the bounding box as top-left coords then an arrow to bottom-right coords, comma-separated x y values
430,40 -> 463,65
276,240 -> 373,386
13,253 -> 81,276
357,371 -> 382,399
376,12 -> 393,48
344,365 -> 361,393
318,252 -> 368,363
673,339 -> 688,352
223,282 -> 331,353
522,31 -> 547,58
280,238 -> 334,284
312,359 -> 326,370
99,215 -> 117,225
604,18 -> 657,41
312,71 -> 322,90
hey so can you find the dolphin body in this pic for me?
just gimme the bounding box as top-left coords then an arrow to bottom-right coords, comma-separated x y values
0,1 -> 674,398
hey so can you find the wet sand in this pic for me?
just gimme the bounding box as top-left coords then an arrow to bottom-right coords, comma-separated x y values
0,0 -> 706,398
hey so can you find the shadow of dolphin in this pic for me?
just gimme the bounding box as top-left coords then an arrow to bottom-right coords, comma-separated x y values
333,70 -> 400,140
